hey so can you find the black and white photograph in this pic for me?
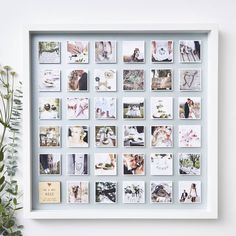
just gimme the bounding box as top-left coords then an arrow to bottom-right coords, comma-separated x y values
94,69 -> 116,91
123,126 -> 145,147
66,153 -> 89,175
95,126 -> 117,147
67,41 -> 89,63
123,41 -> 145,63
95,181 -> 117,203
123,69 -> 144,91
94,97 -> 116,119
151,97 -> 173,119
179,97 -> 201,119
67,181 -> 89,204
123,97 -> 145,119
67,126 -> 89,148
123,154 -> 145,175
179,40 -> 201,63
151,69 -> 172,91
151,126 -> 173,148
95,41 -> 116,63
39,69 -> 60,91
39,126 -> 61,147
178,125 -> 201,147
39,154 -> 61,175
150,181 -> 172,203
179,181 -> 201,203
94,153 -> 117,176
67,69 -> 88,91
151,40 -> 173,63
38,41 -> 60,64
179,69 -> 201,91
39,97 -> 60,120
67,97 -> 89,119
123,181 -> 145,204
178,153 -> 201,175
150,153 -> 173,175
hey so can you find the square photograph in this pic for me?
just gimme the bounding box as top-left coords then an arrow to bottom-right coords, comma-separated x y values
66,153 -> 89,175
67,97 -> 89,119
94,153 -> 117,176
39,97 -> 60,120
150,153 -> 173,175
123,97 -> 145,119
39,69 -> 60,91
67,126 -> 89,148
151,97 -> 173,119
95,181 -> 117,203
179,125 -> 201,147
178,153 -> 201,175
123,69 -> 144,91
123,41 -> 145,63
123,154 -> 145,175
67,69 -> 88,91
94,97 -> 116,119
95,126 -> 117,147
179,69 -> 201,91
179,181 -> 201,203
179,40 -> 201,63
150,181 -> 173,203
151,69 -> 172,91
123,126 -> 145,147
179,97 -> 201,119
39,181 -> 61,204
151,40 -> 173,63
39,154 -> 61,175
94,69 -> 116,91
95,41 -> 116,63
38,41 -> 60,64
67,181 -> 89,204
67,41 -> 89,63
39,126 -> 61,147
123,181 -> 145,204
151,126 -> 173,148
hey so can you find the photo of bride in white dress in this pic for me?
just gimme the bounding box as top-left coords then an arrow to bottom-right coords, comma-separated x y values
123,97 -> 145,119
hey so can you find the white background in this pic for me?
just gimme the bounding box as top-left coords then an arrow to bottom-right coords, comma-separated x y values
0,0 -> 235,235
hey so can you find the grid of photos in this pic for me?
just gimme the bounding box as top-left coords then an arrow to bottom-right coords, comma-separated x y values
37,38 -> 203,206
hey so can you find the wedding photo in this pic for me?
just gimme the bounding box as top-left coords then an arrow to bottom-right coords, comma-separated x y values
67,69 -> 88,91
123,154 -> 145,175
178,125 -> 201,147
123,126 -> 145,147
123,41 -> 145,63
67,181 -> 89,204
39,97 -> 60,120
95,181 -> 117,203
151,69 -> 172,91
123,69 -> 144,91
94,69 -> 116,91
151,97 -> 173,119
150,153 -> 173,175
123,97 -> 145,119
179,181 -> 201,203
94,153 -> 117,176
179,97 -> 201,119
178,153 -> 201,175
66,153 -> 89,175
39,69 -> 60,91
94,97 -> 116,119
67,97 -> 89,119
95,41 -> 116,63
179,40 -> 201,63
39,126 -> 61,147
38,41 -> 60,64
67,41 -> 89,63
67,126 -> 89,148
179,69 -> 201,91
95,126 -> 117,147
151,126 -> 173,148
123,181 -> 145,204
151,40 -> 173,63
39,154 -> 61,175
150,181 -> 172,203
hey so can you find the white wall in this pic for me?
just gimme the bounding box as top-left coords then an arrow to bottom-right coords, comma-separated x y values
0,0 -> 235,235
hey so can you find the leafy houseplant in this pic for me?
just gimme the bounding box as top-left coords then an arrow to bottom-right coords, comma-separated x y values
0,66 -> 23,235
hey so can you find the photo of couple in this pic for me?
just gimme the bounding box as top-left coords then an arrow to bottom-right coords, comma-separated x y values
179,97 -> 201,119
123,154 -> 145,175
179,181 -> 201,203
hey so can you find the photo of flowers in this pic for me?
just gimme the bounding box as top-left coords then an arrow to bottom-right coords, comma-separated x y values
178,125 -> 201,147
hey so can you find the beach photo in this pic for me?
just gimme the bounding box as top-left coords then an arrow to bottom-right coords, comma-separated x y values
123,126 -> 145,147
151,126 -> 173,148
179,181 -> 201,203
123,41 -> 145,63
151,40 -> 173,63
151,97 -> 173,119
123,181 -> 145,203
178,153 -> 201,175
38,41 -> 60,64
95,181 -> 117,203
95,126 -> 117,147
151,69 -> 172,91
94,69 -> 116,91
67,181 -> 89,204
67,69 -> 88,91
67,97 -> 89,119
39,154 -> 61,175
95,41 -> 116,63
123,97 -> 145,119
179,40 -> 201,63
67,126 -> 89,148
94,97 -> 116,119
150,153 -> 173,175
150,181 -> 172,203
123,154 -> 145,175
67,41 -> 88,63
39,69 -> 60,91
39,97 -> 60,120
179,69 -> 201,91
123,69 -> 144,91
39,126 -> 61,147
66,153 -> 89,175
179,97 -> 201,119
178,125 -> 201,147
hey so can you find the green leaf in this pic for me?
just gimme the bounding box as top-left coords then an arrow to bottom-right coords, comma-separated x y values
0,151 -> 3,162
0,176 -> 5,185
0,164 -> 4,172
13,198 -> 17,205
